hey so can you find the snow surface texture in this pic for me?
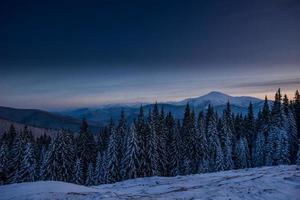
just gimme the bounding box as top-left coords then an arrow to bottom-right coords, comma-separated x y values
1,165 -> 299,200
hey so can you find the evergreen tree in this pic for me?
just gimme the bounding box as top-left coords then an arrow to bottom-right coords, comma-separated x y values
85,163 -> 94,186
157,108 -> 167,176
296,143 -> 300,165
235,136 -> 250,169
8,126 -> 33,183
266,89 -> 290,165
197,112 -> 209,173
96,127 -> 110,155
76,119 -> 96,178
206,105 -> 224,172
136,106 -> 151,177
148,103 -> 160,176
73,158 -> 84,185
0,143 -> 9,184
234,114 -> 250,169
18,142 -> 37,182
104,121 -> 121,183
252,131 -> 265,167
283,94 -> 298,164
41,130 -> 75,182
170,120 -> 183,176
122,123 -> 140,180
117,110 -> 128,167
1,124 -> 16,150
245,103 -> 255,165
189,110 -> 202,174
95,152 -> 106,184
219,102 -> 234,170
165,112 -> 175,176
293,90 -> 300,139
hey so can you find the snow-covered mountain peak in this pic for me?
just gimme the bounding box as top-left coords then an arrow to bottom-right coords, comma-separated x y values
177,91 -> 262,107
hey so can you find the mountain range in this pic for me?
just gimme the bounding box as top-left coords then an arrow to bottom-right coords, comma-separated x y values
0,91 -> 267,134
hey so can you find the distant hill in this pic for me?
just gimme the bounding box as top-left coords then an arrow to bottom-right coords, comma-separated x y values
60,92 -> 268,125
0,118 -> 57,138
0,106 -> 101,133
174,91 -> 262,107
0,92 -> 270,129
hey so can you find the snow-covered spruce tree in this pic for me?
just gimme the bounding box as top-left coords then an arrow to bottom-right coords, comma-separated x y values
95,152 -> 106,184
136,106 -> 151,177
252,130 -> 265,167
296,143 -> 300,165
157,108 -> 167,176
148,103 -> 160,176
234,114 -> 250,169
170,120 -> 183,176
266,89 -> 290,166
73,158 -> 84,185
41,130 -> 75,182
122,123 -> 140,180
117,110 -> 128,172
244,103 -> 256,166
8,126 -> 33,183
165,112 -> 175,176
235,136 -> 250,169
259,96 -> 271,165
197,112 -> 209,173
205,105 -> 224,172
85,162 -> 94,186
96,126 -> 110,156
76,119 -> 96,178
0,143 -> 9,184
283,95 -> 298,164
1,124 -> 16,150
293,90 -> 300,139
190,110 -> 202,174
18,142 -> 37,182
219,102 -> 234,170
104,121 -> 121,183
181,104 -> 201,174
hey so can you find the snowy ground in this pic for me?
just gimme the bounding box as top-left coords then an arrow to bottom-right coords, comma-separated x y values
1,165 -> 299,200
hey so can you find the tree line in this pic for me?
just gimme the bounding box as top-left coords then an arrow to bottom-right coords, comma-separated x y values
0,89 -> 300,186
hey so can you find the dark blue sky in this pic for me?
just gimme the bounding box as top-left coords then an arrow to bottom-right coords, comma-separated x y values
1,0 -> 300,109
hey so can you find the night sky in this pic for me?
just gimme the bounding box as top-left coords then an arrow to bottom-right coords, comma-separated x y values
1,0 -> 300,109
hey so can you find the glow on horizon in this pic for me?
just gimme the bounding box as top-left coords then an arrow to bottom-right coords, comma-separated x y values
1,65 -> 299,110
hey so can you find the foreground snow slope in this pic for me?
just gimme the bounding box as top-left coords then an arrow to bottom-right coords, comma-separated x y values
1,165 -> 299,200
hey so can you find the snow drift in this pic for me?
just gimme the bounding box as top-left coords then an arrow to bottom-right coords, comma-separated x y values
0,165 -> 299,200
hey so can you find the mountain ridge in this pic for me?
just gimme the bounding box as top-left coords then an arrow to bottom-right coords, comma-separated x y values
0,92 -> 267,131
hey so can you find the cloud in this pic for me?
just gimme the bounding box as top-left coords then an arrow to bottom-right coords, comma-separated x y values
232,78 -> 300,88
